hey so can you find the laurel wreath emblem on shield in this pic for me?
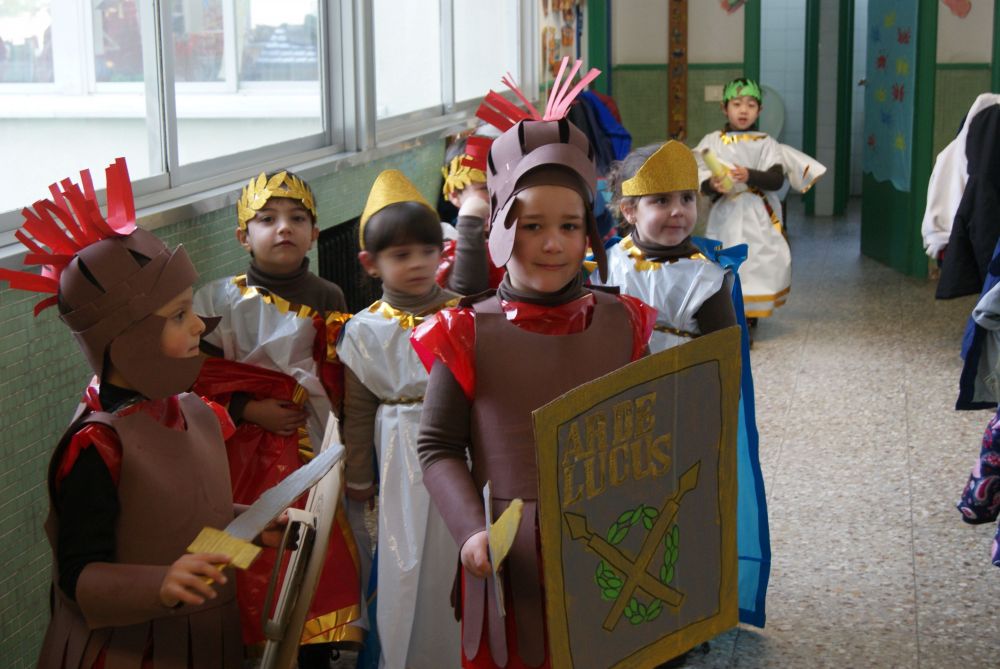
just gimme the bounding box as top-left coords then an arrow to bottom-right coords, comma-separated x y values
593,504 -> 681,625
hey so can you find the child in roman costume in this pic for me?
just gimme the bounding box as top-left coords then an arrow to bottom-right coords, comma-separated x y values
0,159 -> 285,668
693,77 -> 826,321
595,140 -> 772,627
438,133 -> 506,294
412,62 -> 657,669
338,170 -> 461,669
193,171 -> 363,662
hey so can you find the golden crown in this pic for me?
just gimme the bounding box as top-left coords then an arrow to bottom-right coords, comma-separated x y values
237,171 -> 317,230
621,141 -> 698,196
441,154 -> 487,198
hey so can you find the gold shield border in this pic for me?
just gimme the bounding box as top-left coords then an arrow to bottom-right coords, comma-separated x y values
533,326 -> 742,669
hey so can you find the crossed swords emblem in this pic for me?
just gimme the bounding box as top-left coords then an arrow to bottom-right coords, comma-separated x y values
564,461 -> 701,632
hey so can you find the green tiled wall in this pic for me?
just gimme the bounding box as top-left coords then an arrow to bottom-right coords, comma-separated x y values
0,139 -> 445,664
685,66 -> 744,148
612,66 -> 669,148
932,66 -> 992,158
611,65 -> 742,154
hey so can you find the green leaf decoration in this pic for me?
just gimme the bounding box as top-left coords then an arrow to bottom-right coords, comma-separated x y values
609,525 -> 629,545
672,525 -> 680,543
642,516 -> 653,530
617,510 -> 634,524
645,601 -> 663,622
665,566 -> 674,584
643,507 -> 658,519
629,507 -> 644,525
602,588 -> 618,600
659,564 -> 668,582
606,576 -> 623,589
629,614 -> 645,625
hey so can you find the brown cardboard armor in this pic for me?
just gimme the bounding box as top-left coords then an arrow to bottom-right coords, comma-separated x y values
37,393 -> 241,669
57,228 -> 210,400
455,291 -> 633,667
485,118 -> 609,281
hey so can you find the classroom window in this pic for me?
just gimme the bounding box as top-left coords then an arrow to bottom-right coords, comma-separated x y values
0,0 -> 535,234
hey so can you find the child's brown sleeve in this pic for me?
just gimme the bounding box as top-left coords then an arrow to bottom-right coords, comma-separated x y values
418,360 -> 486,548
343,366 -> 380,487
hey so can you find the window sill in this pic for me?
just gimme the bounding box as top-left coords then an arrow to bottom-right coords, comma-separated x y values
0,112 -> 478,270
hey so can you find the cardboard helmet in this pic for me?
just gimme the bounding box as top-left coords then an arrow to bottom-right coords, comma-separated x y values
0,159 -> 217,399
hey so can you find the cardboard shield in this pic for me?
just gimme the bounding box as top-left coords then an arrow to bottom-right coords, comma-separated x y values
534,326 -> 741,668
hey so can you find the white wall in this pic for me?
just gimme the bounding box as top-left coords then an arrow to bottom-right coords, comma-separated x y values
688,2 -> 743,63
612,0 -> 669,64
937,1 -> 994,63
761,0 -> 806,148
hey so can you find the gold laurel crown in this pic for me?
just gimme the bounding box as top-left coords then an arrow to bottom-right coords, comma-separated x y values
441,154 -> 486,198
237,171 -> 318,229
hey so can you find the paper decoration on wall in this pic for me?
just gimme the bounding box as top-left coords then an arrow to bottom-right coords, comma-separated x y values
943,0 -> 972,18
720,0 -> 746,13
540,4 -> 581,80
863,1 -> 916,191
668,0 -> 688,140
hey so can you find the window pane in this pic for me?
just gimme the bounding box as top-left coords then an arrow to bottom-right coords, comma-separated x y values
374,0 -> 441,119
93,0 -> 143,83
237,0 -> 318,81
454,1 -> 519,103
172,0 -> 224,82
175,0 -> 323,166
0,1 -> 53,83
0,0 -> 158,213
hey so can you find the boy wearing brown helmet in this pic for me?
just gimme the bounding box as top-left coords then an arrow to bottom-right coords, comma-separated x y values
412,63 -> 656,669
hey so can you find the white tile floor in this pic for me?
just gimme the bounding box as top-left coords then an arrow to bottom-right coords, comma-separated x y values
685,199 -> 1000,669
331,199 -> 1000,669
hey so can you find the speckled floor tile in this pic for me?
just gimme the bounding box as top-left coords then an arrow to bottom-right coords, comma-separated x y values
696,201 -> 1000,669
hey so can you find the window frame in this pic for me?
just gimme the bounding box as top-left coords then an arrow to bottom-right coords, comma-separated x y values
0,0 -> 541,265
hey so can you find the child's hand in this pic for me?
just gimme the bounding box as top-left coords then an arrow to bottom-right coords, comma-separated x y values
259,510 -> 296,549
730,166 -> 750,183
159,552 -> 229,608
460,531 -> 490,578
244,398 -> 308,435
458,197 -> 490,221
346,483 -> 378,509
710,176 -> 732,193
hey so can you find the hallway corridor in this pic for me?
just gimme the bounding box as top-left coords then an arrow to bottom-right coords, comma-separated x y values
688,200 -> 1000,668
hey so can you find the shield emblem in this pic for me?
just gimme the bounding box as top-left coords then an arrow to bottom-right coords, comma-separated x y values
534,326 -> 741,668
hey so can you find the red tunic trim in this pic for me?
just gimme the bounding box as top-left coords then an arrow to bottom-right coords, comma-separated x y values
411,293 -> 656,401
54,385 -> 235,490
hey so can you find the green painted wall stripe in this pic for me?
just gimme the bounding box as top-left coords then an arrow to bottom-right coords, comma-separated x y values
834,0 -> 854,216
909,0 -> 938,276
612,64 -> 669,71
615,63 -> 744,72
803,0 -> 820,215
688,62 -> 744,70
743,1 -> 761,80
936,62 -> 991,70
993,0 -> 1000,92
587,0 -> 610,94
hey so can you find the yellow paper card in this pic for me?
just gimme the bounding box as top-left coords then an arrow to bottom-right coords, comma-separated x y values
187,526 -> 262,570
488,499 -> 524,570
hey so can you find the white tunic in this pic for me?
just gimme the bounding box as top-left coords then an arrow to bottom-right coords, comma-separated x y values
193,276 -> 334,447
338,302 -> 461,669
594,235 -> 727,352
693,130 -> 825,318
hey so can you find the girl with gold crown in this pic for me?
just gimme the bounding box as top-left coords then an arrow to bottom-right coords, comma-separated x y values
595,140 -> 772,629
693,77 -> 826,323
338,169 -> 462,669
192,170 -> 364,666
